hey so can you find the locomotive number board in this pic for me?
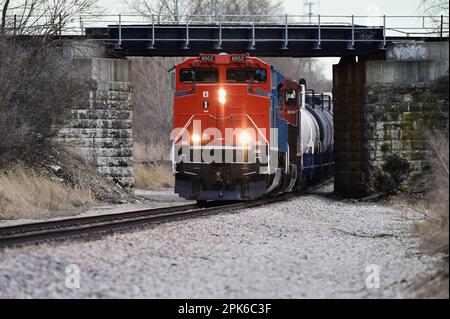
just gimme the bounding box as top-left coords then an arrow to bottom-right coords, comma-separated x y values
200,55 -> 215,62
231,55 -> 246,62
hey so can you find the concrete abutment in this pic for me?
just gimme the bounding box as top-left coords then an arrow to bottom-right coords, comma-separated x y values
333,41 -> 449,197
53,43 -> 135,187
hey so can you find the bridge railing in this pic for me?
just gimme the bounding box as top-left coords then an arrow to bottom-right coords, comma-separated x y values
1,13 -> 448,42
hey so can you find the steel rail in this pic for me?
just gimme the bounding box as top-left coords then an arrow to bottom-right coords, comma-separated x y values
0,180 -> 332,248
0,203 -> 198,237
0,192 -> 292,248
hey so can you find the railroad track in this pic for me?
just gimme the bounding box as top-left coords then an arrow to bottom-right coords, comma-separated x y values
0,180 -> 332,248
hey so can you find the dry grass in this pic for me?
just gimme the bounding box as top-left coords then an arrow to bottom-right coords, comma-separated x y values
408,132 -> 449,298
413,262 -> 449,299
134,165 -> 174,190
0,165 -> 96,220
133,142 -> 174,190
134,142 -> 169,162
388,132 -> 449,297
414,133 -> 449,255
0,38 -> 86,167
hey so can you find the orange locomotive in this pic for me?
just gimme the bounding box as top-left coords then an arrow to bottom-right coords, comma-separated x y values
171,53 -> 333,204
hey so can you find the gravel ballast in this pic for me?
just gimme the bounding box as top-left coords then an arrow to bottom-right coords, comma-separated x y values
0,186 -> 442,298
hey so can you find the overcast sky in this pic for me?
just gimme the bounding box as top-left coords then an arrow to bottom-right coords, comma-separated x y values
97,0 -> 426,79
284,0 -> 423,15
98,0 -> 424,15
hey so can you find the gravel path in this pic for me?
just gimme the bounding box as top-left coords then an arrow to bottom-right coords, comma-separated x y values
0,185 -> 442,298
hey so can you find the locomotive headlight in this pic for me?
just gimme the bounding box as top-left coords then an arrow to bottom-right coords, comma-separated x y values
239,132 -> 250,145
218,88 -> 227,105
191,134 -> 201,144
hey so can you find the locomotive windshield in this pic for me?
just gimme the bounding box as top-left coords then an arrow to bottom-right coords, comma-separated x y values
180,69 -> 218,83
226,68 -> 267,83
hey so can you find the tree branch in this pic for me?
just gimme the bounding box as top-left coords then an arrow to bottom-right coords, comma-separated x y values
1,0 -> 11,34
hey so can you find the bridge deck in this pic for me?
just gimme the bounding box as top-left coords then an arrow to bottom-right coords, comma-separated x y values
2,13 -> 447,57
86,23 -> 390,57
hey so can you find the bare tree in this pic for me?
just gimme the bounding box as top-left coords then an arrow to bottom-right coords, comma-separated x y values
0,0 -> 10,33
0,0 -> 98,37
419,0 -> 449,35
420,0 -> 449,15
130,56 -> 182,151
217,0 -> 282,16
265,57 -> 332,93
126,0 -> 282,21
0,37 -> 87,166
126,0 -> 208,21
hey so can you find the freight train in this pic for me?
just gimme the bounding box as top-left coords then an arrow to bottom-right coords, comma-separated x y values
170,53 -> 333,204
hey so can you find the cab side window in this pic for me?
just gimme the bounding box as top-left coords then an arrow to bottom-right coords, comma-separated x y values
286,89 -> 297,107
277,83 -> 285,111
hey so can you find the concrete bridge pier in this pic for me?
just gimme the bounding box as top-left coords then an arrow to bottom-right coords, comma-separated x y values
53,42 -> 135,188
333,42 -> 449,197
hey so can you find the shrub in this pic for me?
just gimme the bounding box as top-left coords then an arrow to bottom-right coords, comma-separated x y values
373,153 -> 411,193
0,38 -> 86,166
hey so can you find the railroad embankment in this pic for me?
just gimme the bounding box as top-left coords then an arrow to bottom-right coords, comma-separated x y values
0,144 -> 138,221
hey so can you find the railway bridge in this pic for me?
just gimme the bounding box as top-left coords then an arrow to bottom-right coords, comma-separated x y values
17,14 -> 448,196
